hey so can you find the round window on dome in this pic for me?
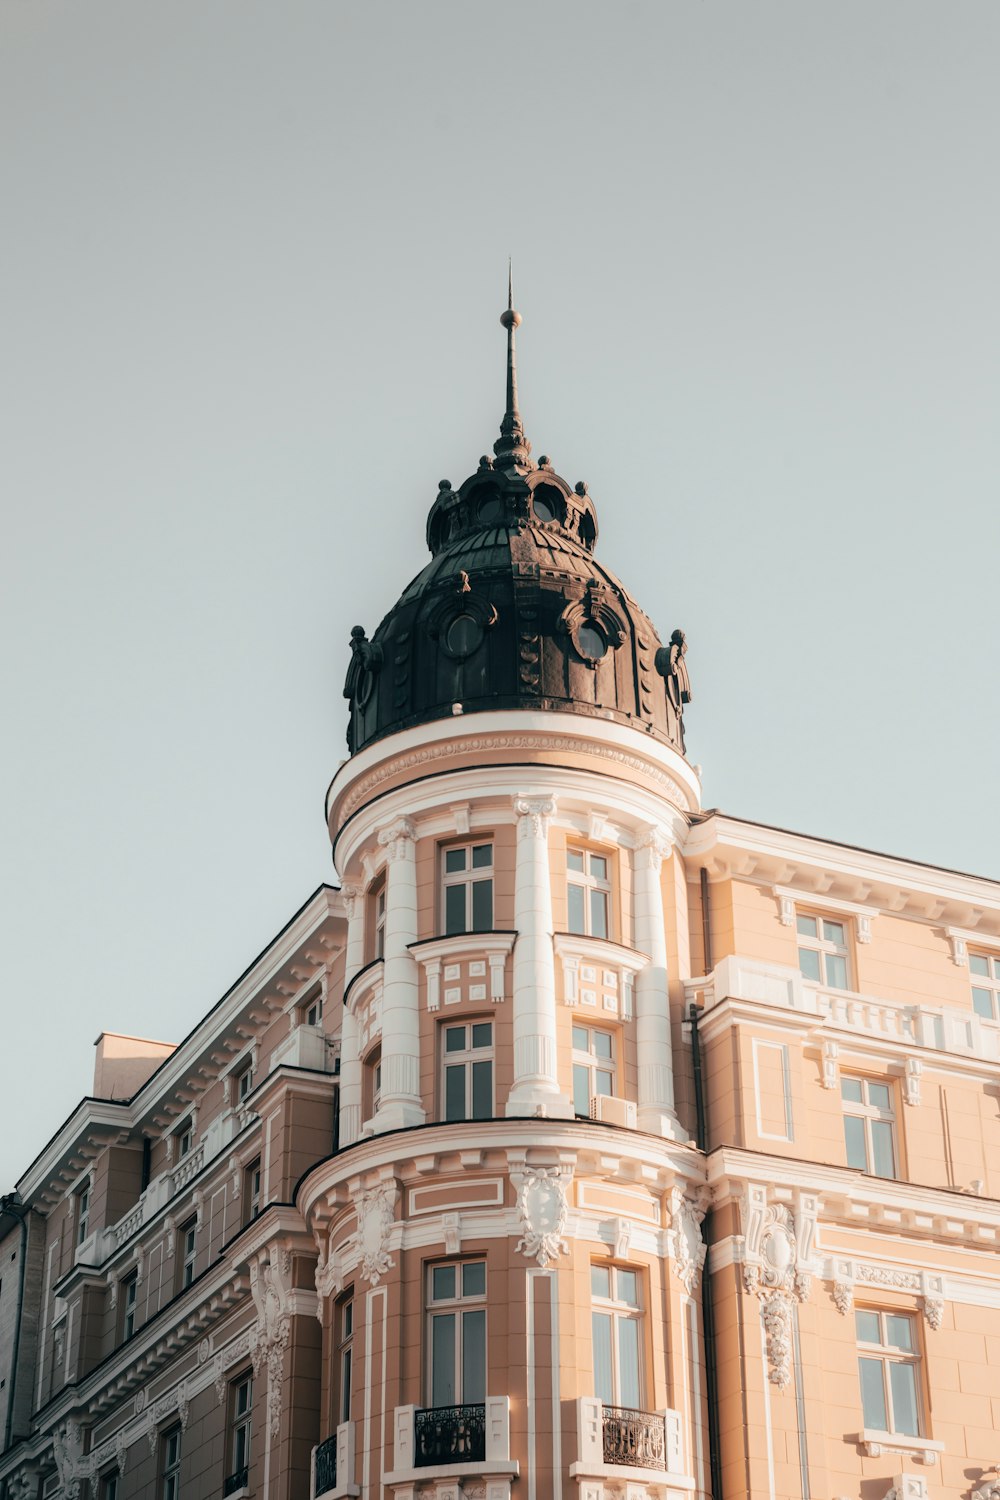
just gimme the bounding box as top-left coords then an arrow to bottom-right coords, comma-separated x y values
446,613 -> 484,658
476,487 -> 503,523
533,494 -> 555,522
576,624 -> 607,661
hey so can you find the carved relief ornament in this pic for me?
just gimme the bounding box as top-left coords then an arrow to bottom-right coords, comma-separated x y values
249,1245 -> 295,1437
354,1182 -> 397,1285
667,1187 -> 709,1293
514,795 -> 556,840
740,1186 -> 819,1387
513,1166 -> 571,1268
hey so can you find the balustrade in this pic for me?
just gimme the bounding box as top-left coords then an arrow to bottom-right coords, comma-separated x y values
312,1433 -> 338,1496
601,1406 -> 667,1470
414,1404 -> 486,1466
223,1466 -> 249,1496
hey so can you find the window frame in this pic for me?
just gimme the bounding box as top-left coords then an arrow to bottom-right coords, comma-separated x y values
795,911 -> 852,990
227,1369 -> 253,1487
372,881 -> 387,961
336,1289 -> 354,1424
566,846 -> 613,940
425,1258 -> 488,1409
441,1019 -> 495,1122
855,1309 -> 923,1438
969,949 -> 1000,1023
161,1425 -> 182,1500
243,1158 -> 262,1226
572,1023 -> 617,1119
121,1270 -> 138,1342
302,987 -> 323,1028
440,841 -> 495,937
176,1121 -> 193,1159
590,1262 -> 646,1409
75,1182 -> 91,1248
99,1473 -> 120,1500
179,1218 -> 197,1289
841,1075 -> 898,1178
235,1062 -> 253,1103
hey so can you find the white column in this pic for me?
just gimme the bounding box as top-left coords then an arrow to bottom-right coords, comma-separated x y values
374,817 -> 425,1132
338,882 -> 364,1147
633,827 -> 683,1139
507,796 -> 573,1118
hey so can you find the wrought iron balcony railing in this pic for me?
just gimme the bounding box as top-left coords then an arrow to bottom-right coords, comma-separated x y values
414,1404 -> 486,1466
223,1467 -> 249,1496
313,1433 -> 338,1495
601,1406 -> 668,1470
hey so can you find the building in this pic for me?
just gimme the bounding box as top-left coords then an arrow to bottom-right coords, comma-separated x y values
2,295 -> 999,1500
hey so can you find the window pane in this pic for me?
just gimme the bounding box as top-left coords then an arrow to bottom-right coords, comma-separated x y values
341,1346 -> 352,1420
432,1265 -> 456,1301
844,1114 -> 868,1170
616,1270 -> 639,1306
471,1060 -> 492,1119
796,915 -> 817,938
855,1310 -> 881,1344
885,1315 -> 912,1351
445,1027 -> 467,1053
867,1083 -> 891,1111
972,987 -> 994,1019
590,1266 -> 611,1298
445,884 -> 467,935
590,889 -> 609,939
593,1031 -> 613,1060
572,1026 -> 588,1051
471,1023 -> 492,1048
471,844 -> 492,868
841,1077 -> 863,1103
825,954 -> 848,990
573,1064 -> 591,1117
870,1120 -> 895,1178
798,947 -> 821,981
568,883 -> 586,934
567,849 -> 585,872
462,1309 -> 486,1403
445,1066 -> 466,1122
431,1314 -> 456,1406
970,953 -> 990,976
858,1357 -> 888,1430
471,878 -> 493,931
445,848 -> 466,873
994,957 -> 1000,980
617,1316 -> 641,1408
823,920 -> 846,945
592,1311 -> 613,1405
596,1070 -> 613,1096
889,1361 -> 920,1436
462,1261 -> 486,1297
590,855 -> 608,881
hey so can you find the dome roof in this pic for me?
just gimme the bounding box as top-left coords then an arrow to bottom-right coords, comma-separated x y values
343,290 -> 691,758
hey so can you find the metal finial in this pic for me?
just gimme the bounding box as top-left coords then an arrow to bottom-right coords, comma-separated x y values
494,263 -> 531,469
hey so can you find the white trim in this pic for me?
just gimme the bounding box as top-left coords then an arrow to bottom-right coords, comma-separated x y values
773,885 -> 879,940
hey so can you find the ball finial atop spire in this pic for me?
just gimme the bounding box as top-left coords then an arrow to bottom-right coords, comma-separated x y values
500,260 -> 522,330
494,262 -> 531,469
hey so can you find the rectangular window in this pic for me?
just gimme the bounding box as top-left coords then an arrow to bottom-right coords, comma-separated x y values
373,883 -> 386,960
337,1292 -> 354,1423
841,1077 -> 897,1178
228,1371 -> 252,1489
427,1260 -> 487,1408
179,1219 -> 197,1289
442,1022 -> 494,1122
235,1063 -> 253,1103
100,1475 -> 119,1500
442,844 -> 494,936
591,1264 -> 643,1408
177,1123 -> 193,1159
161,1426 -> 182,1500
567,848 -> 611,939
796,913 -> 850,989
303,989 -> 323,1027
76,1183 -> 90,1247
856,1310 -> 921,1436
121,1272 -> 138,1341
970,951 -> 1000,1021
367,1049 -> 382,1116
572,1025 -> 616,1118
243,1159 -> 262,1225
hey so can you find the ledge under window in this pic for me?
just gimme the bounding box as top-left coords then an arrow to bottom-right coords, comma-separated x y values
859,1431 -> 944,1464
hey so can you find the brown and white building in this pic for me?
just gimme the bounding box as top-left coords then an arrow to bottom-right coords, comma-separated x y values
2,302 -> 999,1500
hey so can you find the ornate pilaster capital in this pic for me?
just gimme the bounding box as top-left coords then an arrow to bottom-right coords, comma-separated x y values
636,824 -> 675,873
377,817 -> 416,862
339,881 -> 363,920
513,795 -> 556,840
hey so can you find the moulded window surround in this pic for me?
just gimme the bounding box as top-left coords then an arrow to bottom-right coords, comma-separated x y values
227,1370 -> 253,1491
969,950 -> 1000,1022
442,1020 -> 494,1122
99,1473 -> 120,1500
302,987 -> 323,1027
179,1219 -> 197,1289
856,1309 -> 922,1438
336,1290 -> 354,1423
365,1047 -> 382,1119
161,1425 -> 182,1500
176,1122 -> 194,1160
426,1259 -> 487,1409
243,1159 -> 262,1226
572,1024 -> 616,1118
796,912 -> 851,990
590,1263 -> 644,1409
372,882 -> 387,961
235,1062 -> 253,1103
842,1077 -> 898,1178
121,1272 -> 138,1342
75,1183 -> 91,1247
567,848 -> 612,940
441,843 -> 494,936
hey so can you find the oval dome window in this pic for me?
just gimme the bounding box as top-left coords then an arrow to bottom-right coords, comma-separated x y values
446,613 -> 483,657
576,624 -> 607,661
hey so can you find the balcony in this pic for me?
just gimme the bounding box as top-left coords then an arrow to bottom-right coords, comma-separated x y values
311,1421 -> 358,1499
271,1022 -> 334,1073
223,1467 -> 249,1496
385,1398 -> 516,1496
570,1398 -> 693,1491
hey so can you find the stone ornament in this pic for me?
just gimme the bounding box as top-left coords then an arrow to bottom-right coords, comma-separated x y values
828,1259 -> 946,1332
315,1239 -> 344,1315
514,795 -> 557,840
973,1472 -> 1000,1500
513,1167 -> 571,1268
52,1420 -> 85,1500
377,816 -> 416,862
740,1186 -> 819,1387
249,1244 -> 295,1438
667,1187 -> 709,1294
355,1182 -> 397,1285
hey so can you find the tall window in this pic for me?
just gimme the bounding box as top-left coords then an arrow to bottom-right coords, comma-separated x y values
235,1063 -> 253,1104
161,1426 -> 182,1500
243,1159 -> 261,1225
567,849 -> 610,938
442,1022 -> 493,1121
100,1474 -> 119,1500
366,1048 -> 382,1117
842,1077 -> 897,1178
442,844 -> 493,935
227,1371 -> 252,1490
76,1183 -> 91,1247
336,1291 -> 354,1423
970,951 -> 1000,1021
121,1272 -> 138,1341
372,883 -> 386,960
179,1220 -> 197,1289
796,914 -> 850,989
572,1025 -> 615,1118
591,1264 -> 643,1409
427,1260 -> 486,1408
856,1310 -> 921,1436
303,989 -> 323,1027
177,1122 -> 193,1159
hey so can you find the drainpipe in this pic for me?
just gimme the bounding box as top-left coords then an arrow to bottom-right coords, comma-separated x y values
690,869 -> 722,1500
1,1193 -> 30,1459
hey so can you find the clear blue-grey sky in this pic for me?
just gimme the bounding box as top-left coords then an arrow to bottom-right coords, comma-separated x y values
2,2 -> 999,1191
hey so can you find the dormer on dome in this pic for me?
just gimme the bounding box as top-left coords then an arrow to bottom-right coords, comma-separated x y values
343,286 -> 691,759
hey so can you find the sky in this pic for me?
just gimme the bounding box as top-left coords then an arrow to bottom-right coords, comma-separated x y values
2,1 -> 999,1191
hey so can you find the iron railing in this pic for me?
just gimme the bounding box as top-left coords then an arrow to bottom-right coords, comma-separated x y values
313,1433 -> 338,1495
223,1468 -> 249,1496
414,1403 -> 486,1466
601,1406 -> 667,1470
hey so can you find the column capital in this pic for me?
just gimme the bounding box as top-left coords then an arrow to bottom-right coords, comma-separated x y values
636,824 -> 674,872
377,817 -> 417,861
513,795 -> 556,840
339,882 -> 363,919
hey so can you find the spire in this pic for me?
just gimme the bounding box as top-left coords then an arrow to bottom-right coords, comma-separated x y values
493,264 -> 533,469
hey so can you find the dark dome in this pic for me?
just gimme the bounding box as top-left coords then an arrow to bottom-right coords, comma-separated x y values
342,300 -> 691,758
